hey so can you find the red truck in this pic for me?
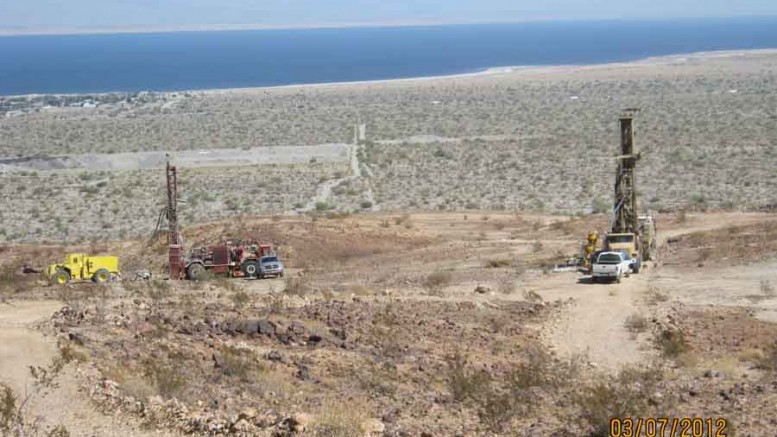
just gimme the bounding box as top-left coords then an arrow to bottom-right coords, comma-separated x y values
184,241 -> 277,280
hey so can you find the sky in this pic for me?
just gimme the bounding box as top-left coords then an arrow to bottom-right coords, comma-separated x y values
2,0 -> 777,33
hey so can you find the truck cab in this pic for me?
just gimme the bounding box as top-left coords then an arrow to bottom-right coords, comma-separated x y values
605,233 -> 641,273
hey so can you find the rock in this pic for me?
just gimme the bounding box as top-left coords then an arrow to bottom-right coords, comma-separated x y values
231,418 -> 252,432
330,327 -> 347,340
361,418 -> 386,436
308,334 -> 323,344
474,285 -> 491,294
265,350 -> 284,362
296,365 -> 312,381
288,413 -> 311,432
258,320 -> 275,336
212,352 -> 224,369
239,319 -> 260,334
68,332 -> 87,345
239,408 -> 258,420
704,370 -> 722,378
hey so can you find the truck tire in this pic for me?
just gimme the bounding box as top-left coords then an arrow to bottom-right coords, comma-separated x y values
242,261 -> 259,279
632,259 -> 641,274
187,263 -> 206,281
92,268 -> 111,283
615,273 -> 622,284
53,270 -> 71,285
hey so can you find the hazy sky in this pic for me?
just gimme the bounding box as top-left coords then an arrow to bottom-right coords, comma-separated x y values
2,0 -> 777,31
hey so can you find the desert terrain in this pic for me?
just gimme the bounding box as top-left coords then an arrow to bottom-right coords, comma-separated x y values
2,211 -> 777,436
2,50 -> 777,243
1,50 -> 777,436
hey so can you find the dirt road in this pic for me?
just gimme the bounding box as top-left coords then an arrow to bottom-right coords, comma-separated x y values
525,270 -> 655,372
0,300 -> 175,437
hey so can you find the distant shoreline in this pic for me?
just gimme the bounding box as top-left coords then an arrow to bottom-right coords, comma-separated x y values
5,48 -> 776,99
200,48 -> 777,94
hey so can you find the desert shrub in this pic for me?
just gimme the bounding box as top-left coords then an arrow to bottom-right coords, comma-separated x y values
1,346 -> 74,436
522,289 -> 543,303
575,365 -> 666,437
424,271 -> 452,295
646,285 -> 670,305
446,352 -> 490,402
218,346 -> 255,381
496,275 -> 515,295
141,360 -> 185,399
761,279 -> 776,297
757,341 -> 777,372
230,290 -> 251,309
146,280 -> 172,300
448,347 -> 579,433
315,201 -> 334,212
356,361 -> 399,396
656,328 -> 688,358
393,214 -> 410,225
486,258 -> 512,268
0,384 -> 19,434
624,314 -> 649,333
284,276 -> 309,297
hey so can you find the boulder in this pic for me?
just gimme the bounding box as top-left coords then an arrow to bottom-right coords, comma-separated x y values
288,412 -> 311,433
361,418 -> 386,436
474,285 -> 491,294
258,320 -> 275,336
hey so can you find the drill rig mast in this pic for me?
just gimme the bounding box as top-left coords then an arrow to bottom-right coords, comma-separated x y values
612,110 -> 641,235
604,109 -> 657,270
166,161 -> 184,279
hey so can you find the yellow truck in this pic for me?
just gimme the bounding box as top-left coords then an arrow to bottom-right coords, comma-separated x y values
604,216 -> 657,274
47,254 -> 120,284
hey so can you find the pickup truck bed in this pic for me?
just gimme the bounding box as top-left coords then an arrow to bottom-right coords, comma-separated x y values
591,252 -> 632,283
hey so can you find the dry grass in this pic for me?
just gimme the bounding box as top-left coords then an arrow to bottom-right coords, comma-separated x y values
309,401 -> 368,437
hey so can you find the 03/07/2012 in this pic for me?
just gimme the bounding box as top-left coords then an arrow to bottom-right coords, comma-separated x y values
609,417 -> 728,437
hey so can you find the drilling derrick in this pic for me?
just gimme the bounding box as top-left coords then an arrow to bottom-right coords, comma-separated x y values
166,161 -> 183,279
611,110 -> 641,234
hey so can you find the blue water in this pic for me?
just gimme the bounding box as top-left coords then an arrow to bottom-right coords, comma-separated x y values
2,17 -> 777,95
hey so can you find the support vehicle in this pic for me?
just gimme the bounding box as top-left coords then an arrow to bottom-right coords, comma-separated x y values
184,241 -> 280,280
47,254 -> 120,284
258,255 -> 284,279
591,251 -> 632,283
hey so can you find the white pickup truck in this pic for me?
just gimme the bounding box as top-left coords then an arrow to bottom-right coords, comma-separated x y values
592,251 -> 633,283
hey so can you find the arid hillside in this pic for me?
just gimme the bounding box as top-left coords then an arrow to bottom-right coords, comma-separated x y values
2,211 -> 777,436
2,50 -> 777,245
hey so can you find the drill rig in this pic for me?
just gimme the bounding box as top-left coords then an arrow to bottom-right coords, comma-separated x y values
156,159 -> 279,280
603,110 -> 657,273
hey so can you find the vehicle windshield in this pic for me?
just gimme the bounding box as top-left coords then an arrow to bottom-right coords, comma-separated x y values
261,256 -> 279,263
607,235 -> 634,243
597,253 -> 623,264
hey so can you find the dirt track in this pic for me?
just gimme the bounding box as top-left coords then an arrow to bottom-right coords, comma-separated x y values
0,301 -> 177,437
0,143 -> 349,173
